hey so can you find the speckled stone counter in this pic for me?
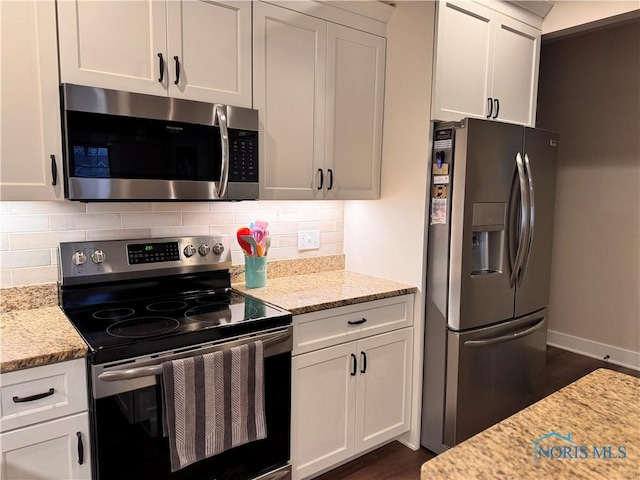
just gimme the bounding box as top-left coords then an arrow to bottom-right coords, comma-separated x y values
421,369 -> 640,480
0,283 -> 58,312
233,270 -> 417,315
0,307 -> 87,373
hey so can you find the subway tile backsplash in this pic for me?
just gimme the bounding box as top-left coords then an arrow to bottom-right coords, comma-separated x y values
0,200 -> 344,287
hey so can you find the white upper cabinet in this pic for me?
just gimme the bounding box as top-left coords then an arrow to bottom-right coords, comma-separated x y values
58,0 -> 252,107
166,1 -> 252,104
490,14 -> 540,126
57,0 -> 167,96
325,23 -> 385,200
0,0 -> 63,201
432,1 -> 495,122
253,1 -> 326,200
254,1 -> 386,200
432,0 -> 541,126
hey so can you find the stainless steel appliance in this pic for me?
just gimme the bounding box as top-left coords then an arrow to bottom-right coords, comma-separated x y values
59,235 -> 292,480
61,84 -> 259,201
421,118 -> 558,453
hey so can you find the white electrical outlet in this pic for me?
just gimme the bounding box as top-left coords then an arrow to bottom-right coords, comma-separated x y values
298,230 -> 320,250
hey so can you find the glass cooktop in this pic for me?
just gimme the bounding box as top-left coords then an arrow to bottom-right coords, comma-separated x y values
64,289 -> 291,364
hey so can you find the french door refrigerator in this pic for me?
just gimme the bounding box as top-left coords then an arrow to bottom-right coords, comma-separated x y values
421,118 -> 558,453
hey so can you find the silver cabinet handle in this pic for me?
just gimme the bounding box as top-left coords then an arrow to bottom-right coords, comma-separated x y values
464,318 -> 545,347
509,152 -> 530,287
214,104 -> 229,199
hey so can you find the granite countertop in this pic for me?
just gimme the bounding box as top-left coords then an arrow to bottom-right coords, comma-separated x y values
421,369 -> 640,480
0,266 -> 414,372
0,306 -> 88,374
233,270 -> 417,315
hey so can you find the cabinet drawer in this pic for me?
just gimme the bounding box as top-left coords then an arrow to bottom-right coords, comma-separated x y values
1,359 -> 87,432
293,295 -> 414,355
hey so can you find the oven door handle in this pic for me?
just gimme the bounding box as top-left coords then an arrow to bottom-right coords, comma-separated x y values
98,328 -> 291,382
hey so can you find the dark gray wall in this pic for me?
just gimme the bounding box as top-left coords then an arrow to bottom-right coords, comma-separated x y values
536,19 -> 640,354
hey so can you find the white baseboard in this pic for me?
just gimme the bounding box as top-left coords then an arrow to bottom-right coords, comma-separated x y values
547,330 -> 640,371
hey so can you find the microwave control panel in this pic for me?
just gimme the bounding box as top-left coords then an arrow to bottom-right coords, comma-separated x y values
228,130 -> 258,183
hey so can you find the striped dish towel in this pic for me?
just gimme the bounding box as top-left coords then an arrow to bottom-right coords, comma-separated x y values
161,341 -> 266,472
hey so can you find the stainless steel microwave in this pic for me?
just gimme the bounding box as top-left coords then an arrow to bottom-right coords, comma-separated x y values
61,84 -> 259,201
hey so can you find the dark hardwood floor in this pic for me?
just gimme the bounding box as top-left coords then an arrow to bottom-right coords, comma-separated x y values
314,346 -> 639,480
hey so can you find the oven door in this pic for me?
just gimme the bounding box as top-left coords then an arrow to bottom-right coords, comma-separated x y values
90,327 -> 291,480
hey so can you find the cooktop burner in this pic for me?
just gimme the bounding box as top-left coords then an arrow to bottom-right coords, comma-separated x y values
107,317 -> 180,338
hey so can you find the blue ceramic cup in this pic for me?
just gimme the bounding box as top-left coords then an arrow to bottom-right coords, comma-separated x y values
245,256 -> 267,288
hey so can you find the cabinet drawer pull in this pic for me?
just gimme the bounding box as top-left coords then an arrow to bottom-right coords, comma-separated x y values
50,154 -> 57,186
157,53 -> 165,83
487,97 -> 493,118
327,169 -> 334,190
348,318 -> 367,326
360,351 -> 367,374
317,168 -> 324,190
174,56 -> 181,85
12,388 -> 55,403
77,432 -> 84,465
350,353 -> 357,376
493,98 -> 500,119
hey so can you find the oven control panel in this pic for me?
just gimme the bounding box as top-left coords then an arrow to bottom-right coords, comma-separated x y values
59,235 -> 232,285
127,242 -> 180,264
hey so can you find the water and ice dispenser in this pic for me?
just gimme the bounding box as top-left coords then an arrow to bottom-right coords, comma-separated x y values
471,203 -> 506,276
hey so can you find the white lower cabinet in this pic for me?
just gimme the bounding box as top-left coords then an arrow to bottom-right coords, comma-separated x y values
291,296 -> 414,480
0,359 -> 91,479
1,413 -> 91,480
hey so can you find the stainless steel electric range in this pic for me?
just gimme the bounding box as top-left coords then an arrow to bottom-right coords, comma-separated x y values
59,235 -> 292,480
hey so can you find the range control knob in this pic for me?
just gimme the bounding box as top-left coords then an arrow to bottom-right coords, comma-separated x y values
91,250 -> 106,264
71,251 -> 87,266
212,242 -> 225,255
183,244 -> 196,258
199,243 -> 211,256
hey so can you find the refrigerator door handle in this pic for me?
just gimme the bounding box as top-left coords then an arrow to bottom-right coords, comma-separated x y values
518,153 -> 536,286
509,153 -> 530,287
463,318 -> 545,347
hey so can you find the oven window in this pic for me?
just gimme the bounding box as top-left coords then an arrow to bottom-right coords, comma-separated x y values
67,111 -> 221,182
92,352 -> 291,480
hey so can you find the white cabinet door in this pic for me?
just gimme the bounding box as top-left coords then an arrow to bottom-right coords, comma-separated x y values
58,0 -> 168,96
254,2 -> 326,200
167,0 -> 252,107
432,0 -> 495,122
432,1 -> 541,126
491,14 -> 540,126
291,343 -> 356,480
325,24 -> 385,200
0,0 -> 63,201
355,328 -> 413,453
291,327 -> 413,479
0,412 -> 91,480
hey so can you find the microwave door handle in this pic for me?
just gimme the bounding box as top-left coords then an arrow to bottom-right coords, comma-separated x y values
215,104 -> 230,199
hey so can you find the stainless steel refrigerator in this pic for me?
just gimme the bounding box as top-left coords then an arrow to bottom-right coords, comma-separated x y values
421,118 -> 558,453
